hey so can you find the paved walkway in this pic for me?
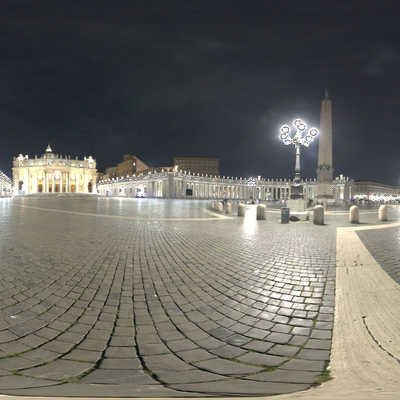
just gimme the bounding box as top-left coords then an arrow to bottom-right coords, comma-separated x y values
0,197 -> 399,398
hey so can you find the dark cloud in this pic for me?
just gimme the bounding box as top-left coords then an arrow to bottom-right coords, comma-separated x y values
1,0 -> 400,184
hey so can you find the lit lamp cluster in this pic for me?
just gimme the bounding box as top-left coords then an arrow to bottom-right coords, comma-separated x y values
280,119 -> 318,147
279,119 -> 318,186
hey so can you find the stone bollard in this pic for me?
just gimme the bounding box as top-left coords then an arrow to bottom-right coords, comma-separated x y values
226,202 -> 231,214
217,201 -> 223,212
378,205 -> 388,221
238,203 -> 246,217
256,204 -> 267,220
211,201 -> 215,210
349,205 -> 359,223
313,205 -> 324,225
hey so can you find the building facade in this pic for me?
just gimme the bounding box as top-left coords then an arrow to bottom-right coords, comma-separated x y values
12,145 -> 97,195
173,157 -> 219,176
353,181 -> 400,202
104,154 -> 149,179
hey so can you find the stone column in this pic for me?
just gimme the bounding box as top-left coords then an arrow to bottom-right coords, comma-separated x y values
24,171 -> 29,194
75,173 -> 78,193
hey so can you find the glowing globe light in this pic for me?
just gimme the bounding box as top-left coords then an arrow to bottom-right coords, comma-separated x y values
310,128 -> 318,136
281,125 -> 290,134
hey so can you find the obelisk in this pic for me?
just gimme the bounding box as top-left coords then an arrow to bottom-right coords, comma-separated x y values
316,90 -> 333,198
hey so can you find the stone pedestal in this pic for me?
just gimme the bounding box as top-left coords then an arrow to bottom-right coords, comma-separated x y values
290,184 -> 304,200
286,199 -> 309,221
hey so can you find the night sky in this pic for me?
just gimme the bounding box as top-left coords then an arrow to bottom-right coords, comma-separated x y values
1,1 -> 400,184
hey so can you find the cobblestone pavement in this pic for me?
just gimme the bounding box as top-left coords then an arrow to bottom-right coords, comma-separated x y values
0,197 -> 396,397
357,227 -> 400,286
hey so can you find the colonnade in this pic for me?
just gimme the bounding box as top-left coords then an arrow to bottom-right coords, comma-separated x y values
0,171 -> 12,196
98,172 -> 319,200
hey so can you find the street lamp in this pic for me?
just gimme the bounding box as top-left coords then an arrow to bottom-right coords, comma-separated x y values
279,119 -> 318,199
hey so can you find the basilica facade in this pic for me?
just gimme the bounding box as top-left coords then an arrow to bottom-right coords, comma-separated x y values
12,145 -> 97,195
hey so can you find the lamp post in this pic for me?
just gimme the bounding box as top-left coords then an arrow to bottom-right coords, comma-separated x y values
279,119 -> 318,199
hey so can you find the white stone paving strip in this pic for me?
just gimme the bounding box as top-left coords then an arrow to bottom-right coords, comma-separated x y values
12,204 -> 233,221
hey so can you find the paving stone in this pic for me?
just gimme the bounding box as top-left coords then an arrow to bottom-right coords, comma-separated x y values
291,326 -> 311,336
315,321 -> 334,329
245,369 -> 319,383
104,346 -> 137,358
237,352 -> 286,367
138,342 -> 171,356
242,341 -> 274,352
156,369 -> 226,384
18,334 -> 48,348
1,383 -> 197,397
271,323 -> 292,333
158,330 -> 185,341
194,358 -> 263,375
207,327 -> 234,339
224,334 -> 252,346
288,335 -> 309,346
56,331 -> 86,343
0,341 -> 31,355
19,348 -> 58,363
280,359 -> 325,371
268,344 -> 301,357
176,349 -> 217,363
297,349 -> 330,361
183,329 -> 210,341
254,319 -> 274,329
113,327 -> 135,336
9,324 -> 36,337
196,336 -> 225,350
289,318 -> 314,327
266,332 -> 292,344
209,344 -> 247,359
167,339 -> 198,352
99,358 -> 142,369
20,359 -> 94,380
0,375 -> 59,389
311,329 -> 333,339
170,380 -> 310,395
0,357 -> 39,371
79,369 -> 158,384
244,327 -> 269,339
143,354 -> 194,372
136,332 -> 162,344
76,338 -> 108,352
62,349 -> 103,362
305,339 -> 332,350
